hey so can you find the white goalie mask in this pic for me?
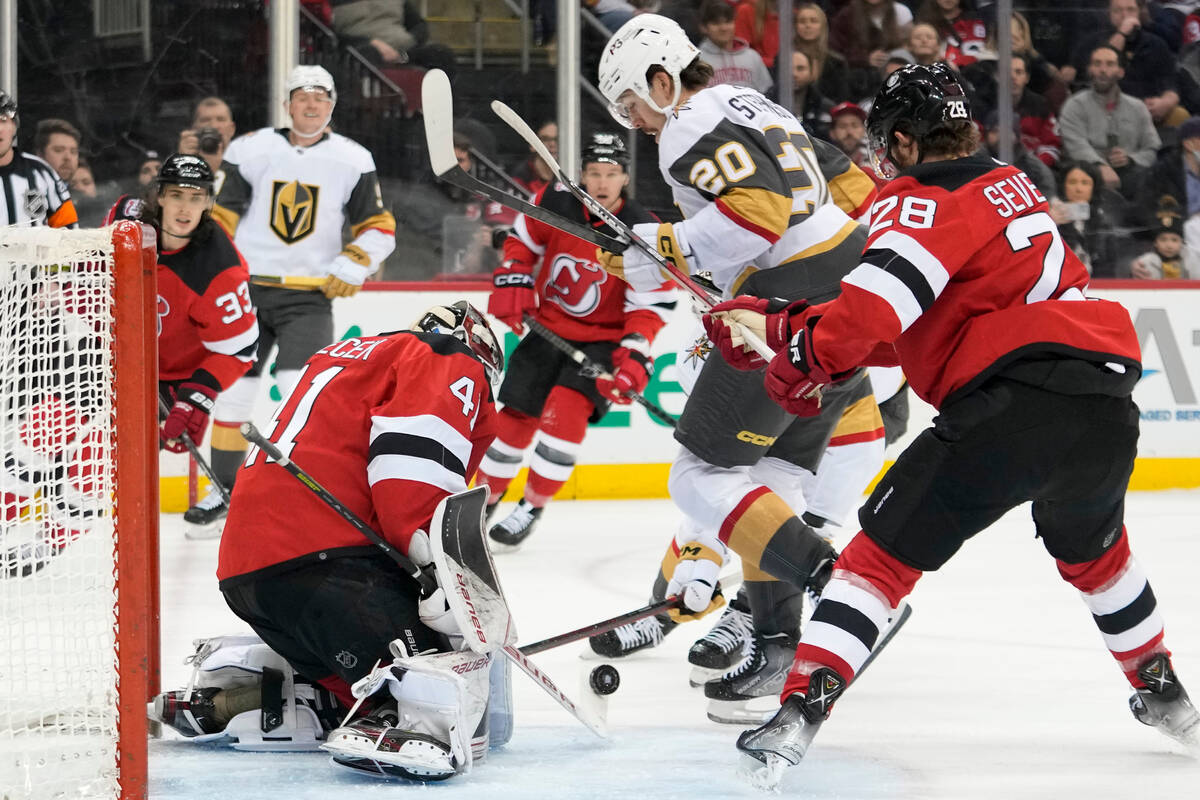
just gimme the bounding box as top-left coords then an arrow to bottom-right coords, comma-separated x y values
597,14 -> 700,128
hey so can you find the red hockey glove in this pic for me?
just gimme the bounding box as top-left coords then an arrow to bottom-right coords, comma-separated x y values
764,316 -> 851,417
488,260 -> 537,333
702,296 -> 810,370
595,335 -> 653,404
160,382 -> 217,453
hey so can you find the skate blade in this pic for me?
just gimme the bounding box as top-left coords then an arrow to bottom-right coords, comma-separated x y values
688,662 -> 746,688
706,697 -> 780,725
485,537 -> 524,554
184,519 -> 225,540
737,752 -> 786,792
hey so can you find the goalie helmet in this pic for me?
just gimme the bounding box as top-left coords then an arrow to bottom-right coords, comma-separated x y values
597,14 -> 699,128
411,301 -> 504,385
866,62 -> 972,180
582,132 -> 629,169
286,64 -> 337,104
156,153 -> 215,194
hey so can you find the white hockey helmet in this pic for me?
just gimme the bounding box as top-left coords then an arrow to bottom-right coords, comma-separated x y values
597,14 -> 700,128
285,64 -> 337,104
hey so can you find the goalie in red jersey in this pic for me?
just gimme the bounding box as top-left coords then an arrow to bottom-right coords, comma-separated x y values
705,63 -> 1197,781
152,302 -> 513,781
477,133 -> 677,548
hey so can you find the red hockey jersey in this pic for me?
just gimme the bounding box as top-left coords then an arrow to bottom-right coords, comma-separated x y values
157,222 -> 259,391
811,154 -> 1142,409
217,331 -> 498,585
502,184 -> 677,343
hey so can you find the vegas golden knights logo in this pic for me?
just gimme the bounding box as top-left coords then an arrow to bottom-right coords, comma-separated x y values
269,180 -> 320,243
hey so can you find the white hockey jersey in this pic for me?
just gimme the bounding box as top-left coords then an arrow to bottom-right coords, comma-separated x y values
658,83 -> 874,295
212,128 -> 396,280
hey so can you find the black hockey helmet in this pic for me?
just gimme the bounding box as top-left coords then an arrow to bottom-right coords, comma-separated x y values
582,132 -> 629,170
155,153 -> 215,194
866,62 -> 972,180
411,300 -> 505,385
0,90 -> 16,121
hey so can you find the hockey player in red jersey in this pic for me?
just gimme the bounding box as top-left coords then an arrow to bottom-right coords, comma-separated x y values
478,133 -> 677,548
705,63 -> 1197,780
139,154 -> 259,537
153,302 -> 509,781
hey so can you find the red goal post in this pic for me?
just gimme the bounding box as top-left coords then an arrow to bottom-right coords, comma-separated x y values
0,221 -> 159,800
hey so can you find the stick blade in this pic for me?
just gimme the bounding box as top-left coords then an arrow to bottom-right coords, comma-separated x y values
431,486 -> 517,654
422,68 -> 458,177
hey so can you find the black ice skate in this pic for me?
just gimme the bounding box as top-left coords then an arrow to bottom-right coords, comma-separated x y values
704,631 -> 798,724
152,686 -> 228,737
1129,653 -> 1200,748
487,499 -> 543,550
183,489 -> 228,540
587,613 -> 677,659
688,599 -> 754,687
736,667 -> 846,789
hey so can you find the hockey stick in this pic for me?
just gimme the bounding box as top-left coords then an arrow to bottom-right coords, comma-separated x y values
850,598 -> 912,686
239,422 -> 429,589
490,103 -> 773,362
160,396 -> 230,504
249,274 -> 327,291
421,70 -> 627,253
519,569 -> 743,656
522,314 -> 678,428
241,422 -> 607,738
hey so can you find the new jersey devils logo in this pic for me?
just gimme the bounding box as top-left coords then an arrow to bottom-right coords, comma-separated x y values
545,254 -> 608,316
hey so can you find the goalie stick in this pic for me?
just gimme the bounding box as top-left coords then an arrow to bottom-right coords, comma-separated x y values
522,314 -> 677,428
160,396 -> 230,505
240,422 -> 607,738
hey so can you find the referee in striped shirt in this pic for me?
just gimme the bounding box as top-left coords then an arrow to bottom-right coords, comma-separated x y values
0,91 -> 77,228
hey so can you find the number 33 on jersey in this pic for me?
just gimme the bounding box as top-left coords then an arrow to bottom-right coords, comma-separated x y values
218,330 -> 499,582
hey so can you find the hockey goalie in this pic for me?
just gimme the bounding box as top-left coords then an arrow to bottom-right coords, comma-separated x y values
151,302 -> 516,781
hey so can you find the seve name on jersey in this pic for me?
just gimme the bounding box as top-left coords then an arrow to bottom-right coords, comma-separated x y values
982,171 -> 1046,218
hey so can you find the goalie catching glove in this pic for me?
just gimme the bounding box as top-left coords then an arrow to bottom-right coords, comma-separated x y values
596,222 -> 690,292
161,381 -> 217,452
702,296 -> 811,370
595,334 -> 653,404
487,260 -> 537,333
764,316 -> 855,417
666,541 -> 725,622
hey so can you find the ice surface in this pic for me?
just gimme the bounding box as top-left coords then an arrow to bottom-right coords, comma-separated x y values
152,492 -> 1200,798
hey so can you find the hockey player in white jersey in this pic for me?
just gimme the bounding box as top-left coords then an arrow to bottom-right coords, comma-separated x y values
196,65 -> 397,531
588,15 -> 886,713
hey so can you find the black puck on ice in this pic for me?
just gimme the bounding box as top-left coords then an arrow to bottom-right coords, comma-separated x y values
589,664 -> 620,695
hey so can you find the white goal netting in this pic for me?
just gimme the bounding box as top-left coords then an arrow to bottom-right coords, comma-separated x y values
0,226 -> 124,800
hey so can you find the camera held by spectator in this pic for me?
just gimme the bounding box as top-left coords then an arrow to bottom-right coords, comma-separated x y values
195,127 -> 223,155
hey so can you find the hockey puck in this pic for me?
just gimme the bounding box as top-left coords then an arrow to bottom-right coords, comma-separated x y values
589,664 -> 620,695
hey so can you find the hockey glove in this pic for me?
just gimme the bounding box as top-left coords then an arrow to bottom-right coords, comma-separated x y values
322,246 -> 372,299
595,222 -> 690,292
666,541 -> 726,623
764,316 -> 852,417
595,335 -> 653,404
488,260 -> 537,333
160,382 -> 217,453
702,296 -> 810,370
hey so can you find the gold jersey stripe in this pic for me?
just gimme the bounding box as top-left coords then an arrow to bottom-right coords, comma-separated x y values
351,210 -> 398,238
831,394 -> 885,438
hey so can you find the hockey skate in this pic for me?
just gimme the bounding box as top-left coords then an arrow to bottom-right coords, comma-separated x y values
1129,653 -> 1200,749
183,489 -> 228,540
153,686 -> 234,737
487,499 -> 543,550
324,710 -> 458,782
688,600 -> 754,687
736,667 -> 847,790
587,613 -> 677,659
704,631 -> 797,724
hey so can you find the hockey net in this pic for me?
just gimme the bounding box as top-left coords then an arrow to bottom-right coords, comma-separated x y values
0,222 -> 158,800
